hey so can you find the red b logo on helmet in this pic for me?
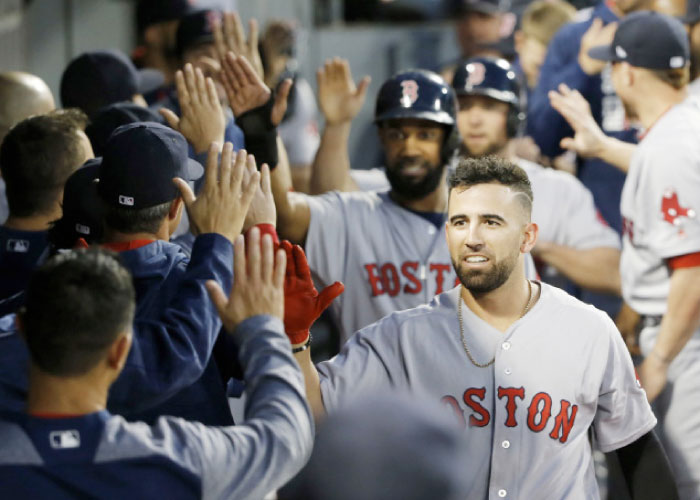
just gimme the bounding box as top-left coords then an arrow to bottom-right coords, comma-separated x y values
400,80 -> 419,107
467,62 -> 486,88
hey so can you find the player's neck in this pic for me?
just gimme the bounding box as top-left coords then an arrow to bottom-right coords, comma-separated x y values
461,263 -> 537,332
634,85 -> 687,131
26,365 -> 109,417
4,210 -> 60,232
390,172 -> 448,213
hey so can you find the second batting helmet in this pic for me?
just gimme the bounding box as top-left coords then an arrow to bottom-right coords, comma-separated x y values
375,69 -> 461,163
452,57 -> 526,137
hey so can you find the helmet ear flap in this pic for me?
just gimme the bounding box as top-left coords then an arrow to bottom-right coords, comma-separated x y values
507,107 -> 526,138
442,125 -> 462,164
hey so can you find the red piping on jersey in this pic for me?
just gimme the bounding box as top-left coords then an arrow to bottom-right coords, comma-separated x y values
668,252 -> 700,270
102,240 -> 156,252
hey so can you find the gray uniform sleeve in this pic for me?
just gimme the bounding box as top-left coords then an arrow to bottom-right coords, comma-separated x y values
304,192 -> 350,287
642,146 -> 700,259
318,315 -> 405,412
594,315 -> 657,453
278,78 -> 320,166
560,174 -> 620,250
160,315 -> 314,500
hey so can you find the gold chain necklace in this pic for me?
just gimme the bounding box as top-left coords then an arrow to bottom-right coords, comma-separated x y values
458,280 -> 534,368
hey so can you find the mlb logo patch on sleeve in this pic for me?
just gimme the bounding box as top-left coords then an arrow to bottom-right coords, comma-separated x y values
49,430 -> 80,449
6,239 -> 29,253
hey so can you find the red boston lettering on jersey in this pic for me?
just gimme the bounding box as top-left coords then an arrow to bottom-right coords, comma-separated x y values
441,395 -> 466,428
464,387 -> 490,427
498,386 -> 525,427
527,392 -> 552,432
401,261 -> 422,294
430,263 -> 452,294
380,263 -> 401,297
622,217 -> 635,243
549,399 -> 578,443
364,264 -> 383,296
661,189 -> 696,226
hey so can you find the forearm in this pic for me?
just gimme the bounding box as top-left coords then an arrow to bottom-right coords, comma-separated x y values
592,135 -> 635,173
650,266 -> 700,363
535,243 -> 621,295
292,348 -> 326,422
614,431 -> 678,500
310,122 -> 359,195
271,137 -> 311,243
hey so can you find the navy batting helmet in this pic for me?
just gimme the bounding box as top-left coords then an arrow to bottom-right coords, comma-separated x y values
452,57 -> 526,137
375,69 -> 461,163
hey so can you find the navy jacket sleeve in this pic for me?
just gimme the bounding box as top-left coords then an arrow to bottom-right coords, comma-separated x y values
107,233 -> 233,414
528,21 -> 602,158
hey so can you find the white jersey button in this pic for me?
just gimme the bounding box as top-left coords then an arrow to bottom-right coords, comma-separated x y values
502,440 -> 510,449
504,368 -> 512,375
498,489 -> 507,497
502,342 -> 511,351
427,226 -> 436,235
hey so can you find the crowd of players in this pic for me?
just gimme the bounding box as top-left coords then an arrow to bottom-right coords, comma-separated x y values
0,0 -> 699,498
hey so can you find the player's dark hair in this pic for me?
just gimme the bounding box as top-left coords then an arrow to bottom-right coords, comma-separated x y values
21,248 -> 135,377
448,155 -> 533,213
102,200 -> 173,235
0,109 -> 89,217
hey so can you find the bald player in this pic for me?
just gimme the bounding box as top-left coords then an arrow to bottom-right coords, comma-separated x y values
551,11 -> 700,498
286,156 -> 677,500
0,72 -> 55,224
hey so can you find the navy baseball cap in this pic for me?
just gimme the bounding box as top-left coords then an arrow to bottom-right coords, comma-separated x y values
49,159 -> 104,249
680,0 -> 700,25
588,11 -> 689,70
176,10 -> 222,58
97,122 -> 203,209
455,0 -> 510,15
86,102 -> 165,156
136,0 -> 196,34
60,50 -> 164,117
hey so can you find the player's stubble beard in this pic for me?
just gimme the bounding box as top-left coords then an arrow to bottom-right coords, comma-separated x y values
384,156 -> 446,200
451,246 -> 520,295
459,138 -> 506,159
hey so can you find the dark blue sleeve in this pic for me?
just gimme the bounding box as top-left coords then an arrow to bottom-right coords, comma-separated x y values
528,23 -> 601,158
107,233 -> 233,414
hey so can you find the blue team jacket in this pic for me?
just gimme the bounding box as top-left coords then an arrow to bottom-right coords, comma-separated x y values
0,227 -> 50,315
528,2 -> 637,234
0,316 -> 314,500
0,234 -> 234,422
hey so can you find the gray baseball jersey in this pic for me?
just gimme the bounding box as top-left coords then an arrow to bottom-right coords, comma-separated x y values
620,94 -> 700,497
305,190 -> 538,344
518,159 -> 621,285
318,283 -> 656,500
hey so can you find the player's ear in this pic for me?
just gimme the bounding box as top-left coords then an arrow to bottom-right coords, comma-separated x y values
520,221 -> 538,254
106,330 -> 132,374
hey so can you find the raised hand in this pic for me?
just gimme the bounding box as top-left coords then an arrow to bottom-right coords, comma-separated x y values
173,142 -> 260,243
220,52 -> 291,126
244,162 -> 276,231
206,227 -> 286,333
160,63 -> 226,153
281,241 -> 344,345
578,18 -> 617,76
316,58 -> 370,126
213,11 -> 265,80
549,83 -> 607,158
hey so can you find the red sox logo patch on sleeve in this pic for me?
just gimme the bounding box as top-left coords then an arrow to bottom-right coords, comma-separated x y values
661,189 -> 696,227
400,80 -> 419,107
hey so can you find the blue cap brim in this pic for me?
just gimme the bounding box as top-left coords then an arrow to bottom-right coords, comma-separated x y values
138,68 -> 165,94
186,157 -> 204,181
588,44 -> 616,62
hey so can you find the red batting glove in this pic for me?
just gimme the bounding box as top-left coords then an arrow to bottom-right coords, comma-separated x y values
281,241 -> 344,345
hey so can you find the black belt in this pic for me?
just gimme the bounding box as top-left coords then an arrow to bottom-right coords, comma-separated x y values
640,315 -> 663,329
